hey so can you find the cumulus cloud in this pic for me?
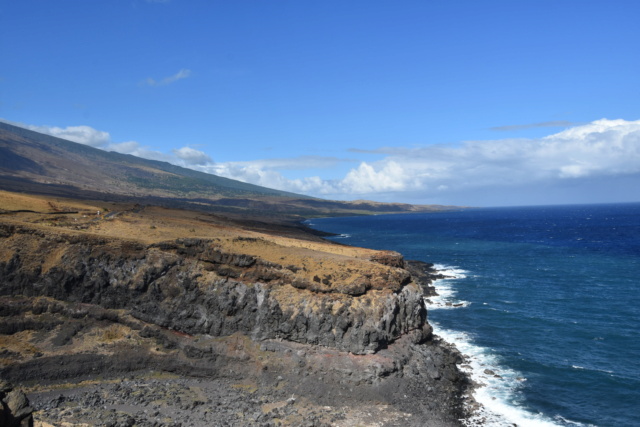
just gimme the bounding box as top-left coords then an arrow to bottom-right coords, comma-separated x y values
26,124 -> 111,148
195,161 -> 340,196
108,141 -> 141,154
172,147 -> 212,165
144,69 -> 191,87
339,161 -> 409,193
188,155 -> 357,195
217,156 -> 350,171
201,119 -> 640,203
331,119 -> 640,195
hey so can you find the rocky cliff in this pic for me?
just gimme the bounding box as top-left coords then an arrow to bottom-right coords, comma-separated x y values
0,223 -> 431,355
0,206 -> 469,426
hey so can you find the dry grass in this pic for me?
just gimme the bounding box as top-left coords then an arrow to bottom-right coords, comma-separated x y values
0,190 -> 390,287
0,331 -> 40,364
0,189 -> 103,213
99,324 -> 129,342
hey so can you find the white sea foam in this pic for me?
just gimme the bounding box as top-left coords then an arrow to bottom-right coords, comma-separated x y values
426,266 -> 588,427
432,322 -> 585,427
425,264 -> 471,309
333,233 -> 351,239
433,264 -> 469,279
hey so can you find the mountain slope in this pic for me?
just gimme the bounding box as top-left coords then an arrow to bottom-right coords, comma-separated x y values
0,121 -> 458,218
0,121 -> 305,199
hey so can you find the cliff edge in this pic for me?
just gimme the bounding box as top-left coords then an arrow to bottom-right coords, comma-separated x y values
0,193 -> 469,426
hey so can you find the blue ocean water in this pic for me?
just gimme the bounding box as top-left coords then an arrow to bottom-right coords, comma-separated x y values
310,204 -> 640,427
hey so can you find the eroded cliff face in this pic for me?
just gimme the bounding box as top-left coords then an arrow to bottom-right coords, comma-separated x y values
0,223 -> 430,355
0,217 -> 469,426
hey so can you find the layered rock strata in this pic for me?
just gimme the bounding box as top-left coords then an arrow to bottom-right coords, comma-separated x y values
0,224 -> 430,355
0,222 -> 468,426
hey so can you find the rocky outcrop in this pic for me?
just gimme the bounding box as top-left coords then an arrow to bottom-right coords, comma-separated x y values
0,222 -> 471,426
406,259 -> 447,297
0,381 -> 34,427
0,224 -> 430,355
369,250 -> 406,268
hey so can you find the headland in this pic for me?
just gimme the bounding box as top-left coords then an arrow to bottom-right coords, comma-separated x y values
0,191 -> 470,426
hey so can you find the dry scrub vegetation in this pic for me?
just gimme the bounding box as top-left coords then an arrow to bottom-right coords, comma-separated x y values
0,190 -> 390,288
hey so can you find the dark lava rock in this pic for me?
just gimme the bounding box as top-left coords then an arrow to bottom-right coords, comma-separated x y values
0,381 -> 34,427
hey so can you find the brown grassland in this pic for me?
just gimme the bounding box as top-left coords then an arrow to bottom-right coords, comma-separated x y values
0,189 -> 385,280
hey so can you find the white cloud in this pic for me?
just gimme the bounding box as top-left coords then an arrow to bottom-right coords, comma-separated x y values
104,141 -> 176,162
108,141 -> 141,154
172,147 -> 212,165
144,69 -> 191,87
7,118 -> 640,205
216,156 -> 350,171
198,119 -> 640,204
339,161 -> 408,193
27,124 -> 111,148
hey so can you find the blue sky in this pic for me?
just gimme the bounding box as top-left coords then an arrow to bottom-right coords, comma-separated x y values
2,0 -> 640,206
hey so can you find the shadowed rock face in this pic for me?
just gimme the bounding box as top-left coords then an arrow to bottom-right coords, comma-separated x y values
0,224 -> 430,355
0,380 -> 34,427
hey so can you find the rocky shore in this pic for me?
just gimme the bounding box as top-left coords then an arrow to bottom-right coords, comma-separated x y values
0,216 -> 471,426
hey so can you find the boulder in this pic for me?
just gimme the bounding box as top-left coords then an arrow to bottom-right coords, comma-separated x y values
0,383 -> 34,427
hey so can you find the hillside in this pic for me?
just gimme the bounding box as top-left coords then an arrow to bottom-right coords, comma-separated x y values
0,121 -> 458,221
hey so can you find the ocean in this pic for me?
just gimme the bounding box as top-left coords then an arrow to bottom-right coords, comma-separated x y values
309,203 -> 640,427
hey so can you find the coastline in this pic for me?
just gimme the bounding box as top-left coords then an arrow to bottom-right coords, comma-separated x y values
308,213 -> 565,426
1,212 -> 471,426
423,264 -> 566,427
308,205 -> 640,427
404,260 -> 481,424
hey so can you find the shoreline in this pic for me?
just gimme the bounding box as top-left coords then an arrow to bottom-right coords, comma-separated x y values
1,214 -> 471,426
404,260 -> 480,424
424,263 -> 567,427
309,207 -> 633,427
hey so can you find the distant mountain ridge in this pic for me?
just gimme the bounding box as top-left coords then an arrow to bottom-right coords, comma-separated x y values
0,121 -> 305,199
0,121 -> 458,218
